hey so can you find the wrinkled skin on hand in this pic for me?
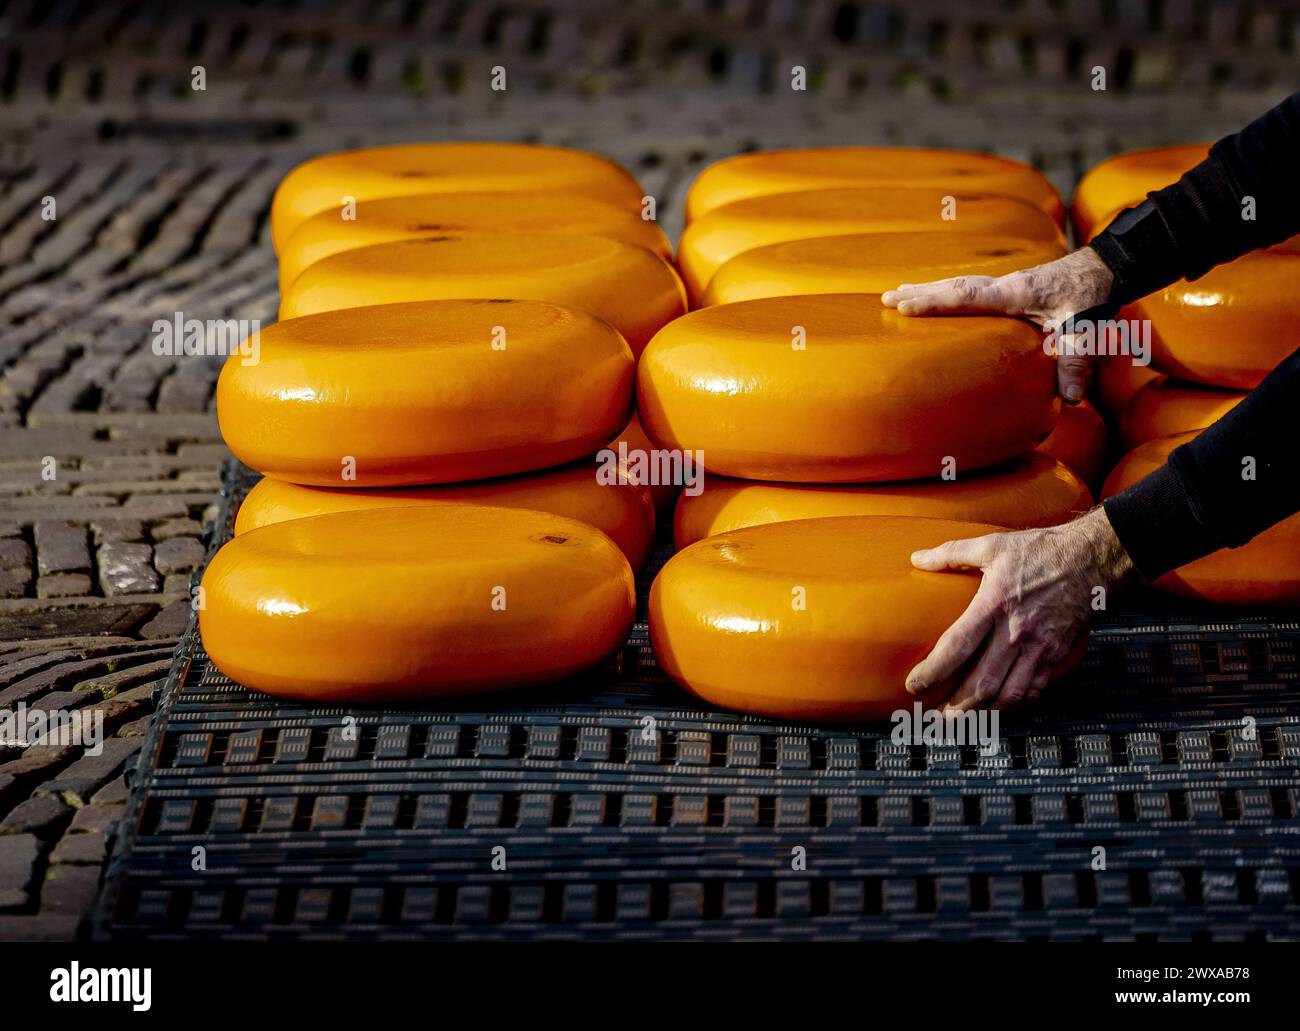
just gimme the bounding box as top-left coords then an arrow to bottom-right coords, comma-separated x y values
882,248 -> 1116,402
906,507 -> 1135,711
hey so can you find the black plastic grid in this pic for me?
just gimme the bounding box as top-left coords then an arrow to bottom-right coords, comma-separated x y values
94,463 -> 1300,940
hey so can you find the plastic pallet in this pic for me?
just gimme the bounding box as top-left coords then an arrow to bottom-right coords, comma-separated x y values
94,462 -> 1300,940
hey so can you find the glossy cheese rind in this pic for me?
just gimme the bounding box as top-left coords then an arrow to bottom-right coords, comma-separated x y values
649,515 -> 1001,721
684,147 -> 1065,227
1070,144 -> 1208,242
279,191 -> 671,291
604,412 -> 680,514
217,299 -> 634,487
279,233 -> 686,356
673,454 -> 1091,548
1035,399 -> 1108,490
1094,358 -> 1161,421
700,232 -> 1065,306
676,188 -> 1064,305
1119,378 -> 1245,450
200,505 -> 637,700
637,293 -> 1059,483
270,142 -> 644,252
1102,433 -> 1300,605
1130,245 -> 1300,390
235,462 -> 657,568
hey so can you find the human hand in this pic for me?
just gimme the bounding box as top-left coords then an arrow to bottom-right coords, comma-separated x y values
905,507 -> 1135,710
882,247 -> 1115,403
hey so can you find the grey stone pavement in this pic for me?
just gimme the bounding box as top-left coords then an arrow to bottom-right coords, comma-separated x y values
0,0 -> 1295,940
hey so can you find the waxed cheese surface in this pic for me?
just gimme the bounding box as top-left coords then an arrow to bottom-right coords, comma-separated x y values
685,146 -> 1064,225
649,515 -> 998,721
271,142 -> 644,252
279,232 -> 686,355
218,299 -> 634,487
637,293 -> 1059,483
200,505 -> 637,700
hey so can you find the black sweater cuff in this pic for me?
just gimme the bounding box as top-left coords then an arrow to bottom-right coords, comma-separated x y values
1103,458 -> 1211,581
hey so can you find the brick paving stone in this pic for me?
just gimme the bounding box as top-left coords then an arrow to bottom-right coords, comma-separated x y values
51,826 -> 108,865
0,796 -> 72,839
0,747 -> 77,808
0,833 -> 40,909
35,735 -> 143,806
97,540 -> 160,595
90,777 -> 129,805
89,516 -> 144,543
0,603 -> 156,640
87,684 -> 158,735
139,598 -> 191,638
32,520 -> 90,575
0,537 -> 32,568
0,568 -> 32,598
153,535 -> 203,574
38,863 -> 101,918
0,914 -> 80,941
35,572 -> 92,598
151,517 -> 202,540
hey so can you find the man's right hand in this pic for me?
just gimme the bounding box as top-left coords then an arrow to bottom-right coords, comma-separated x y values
881,246 -> 1116,403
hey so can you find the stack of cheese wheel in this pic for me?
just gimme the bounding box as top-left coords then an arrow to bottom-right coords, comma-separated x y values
203,143 -> 692,700
1103,434 -> 1300,605
636,149 -> 1096,718
1076,145 -> 1286,435
1078,148 -> 1299,604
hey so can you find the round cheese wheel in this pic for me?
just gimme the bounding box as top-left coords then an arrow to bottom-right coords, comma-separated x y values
278,191 -> 670,291
1131,243 -> 1300,389
1071,144 -> 1208,241
700,232 -> 1065,306
1035,399 -> 1108,490
270,142 -> 644,252
1094,357 -> 1161,421
200,506 -> 636,701
279,233 -> 686,356
652,515 -> 1003,721
638,293 -> 1059,483
673,453 -> 1091,548
218,299 -> 633,487
1102,433 -> 1300,605
604,412 -> 680,514
676,187 -> 1064,304
235,461 -> 656,568
1119,378 -> 1245,450
684,148 -> 1064,227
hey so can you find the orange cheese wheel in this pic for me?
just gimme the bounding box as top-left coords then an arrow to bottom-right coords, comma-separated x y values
218,299 -> 633,487
651,515 -> 1001,721
279,233 -> 686,356
1119,378 -> 1245,450
700,232 -> 1065,306
676,188 -> 1064,305
279,191 -> 671,291
1094,357 -> 1161,421
200,506 -> 636,701
638,293 -> 1059,483
684,148 -> 1064,227
1071,144 -> 1207,242
235,462 -> 656,568
270,143 -> 644,253
673,453 -> 1091,548
1102,434 -> 1300,605
1035,399 -> 1108,490
1130,242 -> 1300,389
604,412 -> 679,514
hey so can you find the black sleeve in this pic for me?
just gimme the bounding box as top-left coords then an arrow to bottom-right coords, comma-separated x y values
1103,348 -> 1300,579
1089,91 -> 1300,307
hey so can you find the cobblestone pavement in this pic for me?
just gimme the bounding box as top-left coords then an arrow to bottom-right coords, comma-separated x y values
1,0 -> 1296,940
